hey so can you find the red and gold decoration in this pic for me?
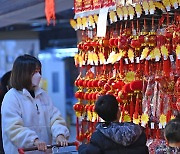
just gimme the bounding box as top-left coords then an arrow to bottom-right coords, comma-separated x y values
71,0 -> 180,149
45,0 -> 56,25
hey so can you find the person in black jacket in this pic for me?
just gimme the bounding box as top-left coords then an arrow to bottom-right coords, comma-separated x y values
0,71 -> 11,154
0,71 -> 11,103
164,114 -> 180,148
78,94 -> 149,154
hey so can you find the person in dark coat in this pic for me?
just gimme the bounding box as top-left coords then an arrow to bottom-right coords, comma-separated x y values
0,71 -> 11,103
164,114 -> 180,148
78,94 -> 149,154
0,71 -> 11,154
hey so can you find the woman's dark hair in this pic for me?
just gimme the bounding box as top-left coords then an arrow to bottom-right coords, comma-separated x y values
164,114 -> 180,143
1,71 -> 11,91
10,54 -> 41,90
0,71 -> 11,102
95,94 -> 119,122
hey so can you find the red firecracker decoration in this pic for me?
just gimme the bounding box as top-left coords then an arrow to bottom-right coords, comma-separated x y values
45,0 -> 56,25
134,94 -> 140,119
163,59 -> 171,77
129,96 -> 134,119
130,80 -> 143,119
144,60 -> 149,76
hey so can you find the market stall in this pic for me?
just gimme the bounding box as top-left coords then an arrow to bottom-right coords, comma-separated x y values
71,0 -> 180,153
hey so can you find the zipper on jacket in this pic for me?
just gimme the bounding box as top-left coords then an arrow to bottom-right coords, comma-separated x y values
36,104 -> 40,114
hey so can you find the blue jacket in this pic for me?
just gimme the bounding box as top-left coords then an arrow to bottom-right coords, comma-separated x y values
78,122 -> 149,154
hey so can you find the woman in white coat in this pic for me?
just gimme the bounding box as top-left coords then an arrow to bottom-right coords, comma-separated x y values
1,54 -> 70,154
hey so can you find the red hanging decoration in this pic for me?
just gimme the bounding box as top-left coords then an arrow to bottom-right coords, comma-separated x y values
156,127 -> 160,139
119,58 -> 124,76
166,109 -> 171,122
144,60 -> 149,76
145,127 -> 149,139
134,94 -> 140,119
130,97 -> 134,120
76,117 -> 80,140
121,103 -> 126,122
45,0 -> 56,25
163,58 -> 171,77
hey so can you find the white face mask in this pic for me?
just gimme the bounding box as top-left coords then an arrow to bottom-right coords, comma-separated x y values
32,72 -> 41,87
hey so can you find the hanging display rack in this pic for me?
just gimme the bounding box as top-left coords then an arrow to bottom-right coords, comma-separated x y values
71,0 -> 180,152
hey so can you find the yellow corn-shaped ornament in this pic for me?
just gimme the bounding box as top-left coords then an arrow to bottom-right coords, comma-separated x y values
135,4 -> 142,18
122,6 -> 128,20
142,1 -> 150,15
170,0 -> 178,9
70,19 -> 77,30
128,48 -> 134,63
128,5 -> 135,19
154,2 -> 166,12
149,1 -> 155,14
162,0 -> 171,11
116,7 -> 123,20
109,11 -> 117,24
140,47 -> 149,60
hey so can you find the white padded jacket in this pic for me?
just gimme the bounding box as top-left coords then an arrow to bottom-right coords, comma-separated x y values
1,88 -> 69,154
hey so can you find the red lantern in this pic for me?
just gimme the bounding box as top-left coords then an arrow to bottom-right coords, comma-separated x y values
82,80 -> 87,87
98,79 -> 107,87
116,80 -> 125,89
74,79 -> 79,87
92,80 -> 99,87
84,93 -> 89,100
92,92 -> 98,100
88,92 -> 93,100
131,39 -> 141,49
75,91 -> 80,99
122,83 -> 133,94
104,83 -> 111,91
107,78 -> 116,85
114,38 -> 118,47
109,38 -> 115,47
130,80 -> 143,91
78,79 -> 84,87
139,35 -> 145,44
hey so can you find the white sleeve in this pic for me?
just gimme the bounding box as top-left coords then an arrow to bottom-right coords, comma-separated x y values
49,98 -> 70,139
1,92 -> 38,148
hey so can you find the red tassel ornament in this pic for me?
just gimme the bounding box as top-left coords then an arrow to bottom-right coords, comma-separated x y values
45,0 -> 56,25
134,94 -> 140,119
130,97 -> 134,120
121,103 -> 126,122
144,60 -> 149,76
119,58 -> 124,76
176,97 -> 180,111
163,59 -> 171,77
156,127 -> 160,139
166,110 -> 171,123
122,83 -> 133,94
76,117 -> 80,140
176,58 -> 180,74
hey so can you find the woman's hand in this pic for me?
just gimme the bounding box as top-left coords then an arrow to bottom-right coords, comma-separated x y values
34,138 -> 47,151
56,134 -> 68,147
